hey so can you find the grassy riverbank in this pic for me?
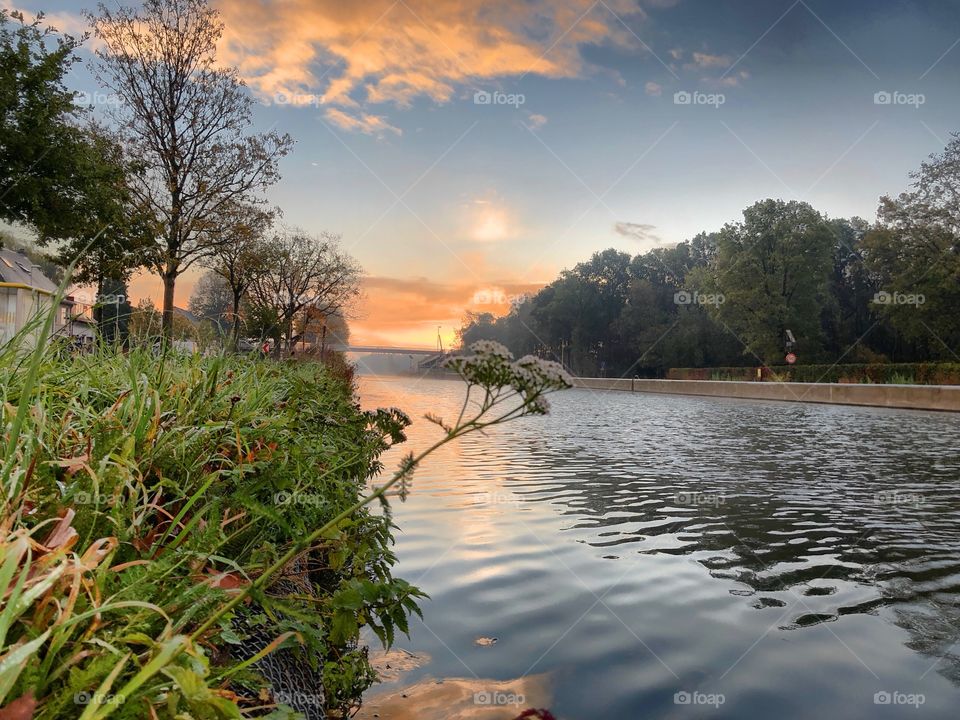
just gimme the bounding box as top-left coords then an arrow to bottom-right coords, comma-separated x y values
0,338 -> 423,718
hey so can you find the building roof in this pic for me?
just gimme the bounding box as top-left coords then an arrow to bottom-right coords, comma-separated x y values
174,306 -> 200,324
0,249 -> 57,293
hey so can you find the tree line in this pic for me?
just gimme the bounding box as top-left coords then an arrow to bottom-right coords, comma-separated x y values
0,1 -> 360,351
460,136 -> 960,376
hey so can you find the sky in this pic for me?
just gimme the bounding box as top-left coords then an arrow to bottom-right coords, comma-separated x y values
12,0 -> 960,348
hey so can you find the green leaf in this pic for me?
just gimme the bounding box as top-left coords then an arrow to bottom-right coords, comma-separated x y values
0,629 -> 52,705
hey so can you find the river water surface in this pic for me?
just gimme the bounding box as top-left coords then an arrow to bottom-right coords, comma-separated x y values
356,375 -> 960,719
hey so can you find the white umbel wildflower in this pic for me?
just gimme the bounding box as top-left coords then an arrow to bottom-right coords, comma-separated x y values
469,340 -> 514,359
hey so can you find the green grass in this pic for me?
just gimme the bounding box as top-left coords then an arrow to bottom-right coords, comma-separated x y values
0,333 -> 421,718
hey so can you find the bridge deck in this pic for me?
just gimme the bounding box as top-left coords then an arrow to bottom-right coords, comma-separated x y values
336,346 -> 447,356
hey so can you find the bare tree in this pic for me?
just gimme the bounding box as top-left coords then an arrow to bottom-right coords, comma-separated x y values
203,202 -> 273,351
188,270 -> 232,335
88,0 -> 293,338
249,230 -> 361,356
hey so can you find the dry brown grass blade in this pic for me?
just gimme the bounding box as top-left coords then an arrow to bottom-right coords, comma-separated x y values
40,510 -> 78,552
49,454 -> 91,478
79,538 -> 118,571
103,390 -> 131,419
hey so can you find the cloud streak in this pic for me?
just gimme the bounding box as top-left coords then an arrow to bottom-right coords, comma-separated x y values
324,107 -> 402,136
614,221 -> 662,245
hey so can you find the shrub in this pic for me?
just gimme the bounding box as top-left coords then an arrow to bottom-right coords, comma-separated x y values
1,327 -> 570,718
0,333 -> 420,718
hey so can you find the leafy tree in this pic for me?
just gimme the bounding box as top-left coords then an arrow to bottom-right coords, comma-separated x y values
96,277 -> 133,345
458,311 -> 498,347
821,217 -> 884,360
88,0 -> 293,338
457,305 -> 539,358
242,294 -> 283,350
615,274 -> 677,372
865,134 -> 960,359
47,124 -> 155,290
1,10 -> 82,236
526,250 -> 633,374
693,199 -> 835,363
630,242 -> 700,286
248,231 -> 361,355
0,10 -> 139,252
617,242 -> 741,373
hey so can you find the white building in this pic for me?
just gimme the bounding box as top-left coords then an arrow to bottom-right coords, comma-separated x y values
0,249 -> 96,347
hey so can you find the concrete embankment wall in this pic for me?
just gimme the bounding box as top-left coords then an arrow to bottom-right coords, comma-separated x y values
571,378 -> 960,412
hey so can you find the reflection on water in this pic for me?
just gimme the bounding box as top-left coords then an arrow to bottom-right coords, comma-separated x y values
358,375 -> 960,719
356,671 -> 551,720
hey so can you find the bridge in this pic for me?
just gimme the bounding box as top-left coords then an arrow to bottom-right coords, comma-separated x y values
333,345 -> 448,356
329,345 -> 454,370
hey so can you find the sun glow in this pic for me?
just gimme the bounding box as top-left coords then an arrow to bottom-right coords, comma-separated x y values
472,207 -> 510,242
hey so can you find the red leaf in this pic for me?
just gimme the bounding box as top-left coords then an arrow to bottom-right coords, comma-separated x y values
0,692 -> 37,720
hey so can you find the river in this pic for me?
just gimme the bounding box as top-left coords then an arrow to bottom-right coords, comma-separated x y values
356,374 -> 960,719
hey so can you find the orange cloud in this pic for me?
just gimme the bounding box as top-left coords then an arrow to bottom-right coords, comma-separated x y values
324,107 -> 401,136
526,112 -> 548,129
216,0 -> 647,130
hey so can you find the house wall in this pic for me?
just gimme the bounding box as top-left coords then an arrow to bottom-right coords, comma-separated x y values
0,286 -> 64,346
0,287 -> 17,343
16,288 -> 46,345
